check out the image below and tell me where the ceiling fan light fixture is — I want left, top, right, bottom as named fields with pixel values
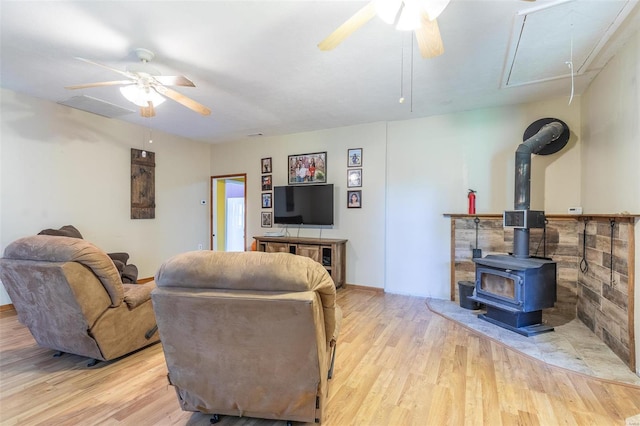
left=375, top=0, right=429, bottom=31
left=375, top=0, right=402, bottom=24
left=396, top=2, right=422, bottom=31
left=120, top=84, right=166, bottom=108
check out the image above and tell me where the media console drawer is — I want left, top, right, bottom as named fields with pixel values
left=254, top=236, right=347, bottom=288
left=265, top=242, right=289, bottom=253
left=296, top=244, right=321, bottom=263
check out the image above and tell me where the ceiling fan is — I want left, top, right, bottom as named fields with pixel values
left=318, top=0, right=449, bottom=58
left=65, top=48, right=211, bottom=117
left=318, top=0, right=536, bottom=59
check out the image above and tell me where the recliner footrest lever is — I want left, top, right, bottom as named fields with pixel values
left=145, top=324, right=158, bottom=339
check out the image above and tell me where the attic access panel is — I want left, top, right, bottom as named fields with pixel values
left=503, top=0, right=635, bottom=87
left=57, top=95, right=135, bottom=118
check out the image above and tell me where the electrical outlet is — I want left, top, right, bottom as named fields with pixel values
left=198, top=243, right=203, bottom=250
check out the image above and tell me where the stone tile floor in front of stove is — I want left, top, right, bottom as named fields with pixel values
left=426, top=298, right=640, bottom=386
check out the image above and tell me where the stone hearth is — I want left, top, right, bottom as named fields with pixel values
left=445, top=213, right=637, bottom=373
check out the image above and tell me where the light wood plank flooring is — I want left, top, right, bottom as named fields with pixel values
left=1, top=287, right=639, bottom=425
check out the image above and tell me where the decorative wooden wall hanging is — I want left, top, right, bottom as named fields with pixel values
left=131, top=148, right=156, bottom=219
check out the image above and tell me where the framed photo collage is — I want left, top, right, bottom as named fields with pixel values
left=260, top=157, right=272, bottom=227
left=347, top=148, right=362, bottom=208
left=261, top=148, right=361, bottom=228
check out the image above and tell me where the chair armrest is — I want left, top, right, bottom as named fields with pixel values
left=122, top=281, right=155, bottom=309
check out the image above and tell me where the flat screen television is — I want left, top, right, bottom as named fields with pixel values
left=273, top=184, right=334, bottom=226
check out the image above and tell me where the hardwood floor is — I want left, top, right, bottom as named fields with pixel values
left=1, top=287, right=639, bottom=425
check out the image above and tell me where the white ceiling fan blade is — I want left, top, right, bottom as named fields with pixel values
left=154, top=85, right=211, bottom=116
left=65, top=80, right=134, bottom=90
left=318, top=1, right=377, bottom=51
left=415, top=13, right=444, bottom=58
left=153, top=75, right=195, bottom=87
left=74, top=57, right=135, bottom=79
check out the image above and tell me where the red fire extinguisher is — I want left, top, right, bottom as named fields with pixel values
left=468, top=189, right=476, bottom=214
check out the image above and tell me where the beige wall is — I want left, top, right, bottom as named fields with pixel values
left=581, top=29, right=639, bottom=374
left=581, top=32, right=639, bottom=214
left=0, top=89, right=212, bottom=305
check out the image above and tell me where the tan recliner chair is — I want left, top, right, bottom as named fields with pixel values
left=152, top=251, right=342, bottom=424
left=0, top=235, right=159, bottom=366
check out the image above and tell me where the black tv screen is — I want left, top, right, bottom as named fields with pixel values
left=273, top=184, right=334, bottom=226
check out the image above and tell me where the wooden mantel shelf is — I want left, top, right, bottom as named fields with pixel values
left=444, top=213, right=640, bottom=221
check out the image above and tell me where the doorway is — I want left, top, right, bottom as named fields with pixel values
left=210, top=174, right=246, bottom=251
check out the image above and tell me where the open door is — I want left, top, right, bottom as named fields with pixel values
left=210, top=174, right=246, bottom=251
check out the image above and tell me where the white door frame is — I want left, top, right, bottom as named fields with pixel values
left=210, top=174, right=247, bottom=251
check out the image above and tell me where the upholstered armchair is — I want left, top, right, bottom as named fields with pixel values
left=152, top=251, right=342, bottom=424
left=0, top=235, right=159, bottom=366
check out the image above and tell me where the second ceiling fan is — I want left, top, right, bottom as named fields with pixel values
left=65, top=48, right=211, bottom=117
left=318, top=0, right=536, bottom=59
left=318, top=0, right=451, bottom=58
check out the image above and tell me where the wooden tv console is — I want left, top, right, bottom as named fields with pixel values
left=254, top=236, right=347, bottom=288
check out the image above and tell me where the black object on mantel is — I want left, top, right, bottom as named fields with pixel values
left=469, top=118, right=570, bottom=337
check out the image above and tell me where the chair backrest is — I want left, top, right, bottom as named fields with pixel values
left=0, top=235, right=122, bottom=359
left=152, top=251, right=337, bottom=423
left=2, top=235, right=124, bottom=306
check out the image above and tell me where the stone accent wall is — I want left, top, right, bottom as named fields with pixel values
left=577, top=219, right=633, bottom=366
left=450, top=215, right=635, bottom=369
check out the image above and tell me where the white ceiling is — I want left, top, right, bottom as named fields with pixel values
left=1, top=0, right=638, bottom=144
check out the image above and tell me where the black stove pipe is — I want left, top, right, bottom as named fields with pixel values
left=513, top=121, right=567, bottom=258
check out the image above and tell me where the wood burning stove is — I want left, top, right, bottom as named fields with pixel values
left=472, top=255, right=557, bottom=335
left=469, top=118, right=570, bottom=336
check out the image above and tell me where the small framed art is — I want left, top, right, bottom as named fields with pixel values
left=347, top=190, right=361, bottom=208
left=288, top=151, right=327, bottom=184
left=262, top=193, right=272, bottom=208
left=347, top=168, right=362, bottom=188
left=261, top=174, right=272, bottom=191
left=261, top=211, right=272, bottom=227
left=261, top=157, right=272, bottom=174
left=348, top=148, right=362, bottom=167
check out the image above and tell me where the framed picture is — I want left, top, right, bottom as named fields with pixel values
left=261, top=157, right=272, bottom=174
left=262, top=192, right=272, bottom=208
left=348, top=148, right=362, bottom=167
left=347, top=168, right=362, bottom=188
left=261, top=174, right=272, bottom=191
left=288, top=151, right=327, bottom=185
left=261, top=211, right=272, bottom=227
left=347, top=190, right=362, bottom=208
